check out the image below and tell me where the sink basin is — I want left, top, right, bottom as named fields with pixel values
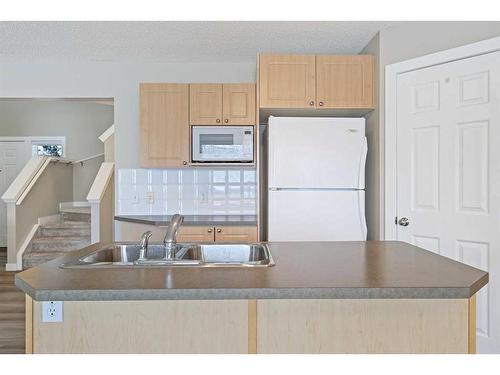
left=199, top=244, right=274, bottom=266
left=59, top=243, right=274, bottom=268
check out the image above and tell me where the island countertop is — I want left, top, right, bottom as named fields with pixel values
left=15, top=241, right=488, bottom=301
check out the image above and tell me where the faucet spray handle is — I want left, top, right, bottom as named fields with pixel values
left=138, top=230, right=153, bottom=261
left=140, top=230, right=153, bottom=248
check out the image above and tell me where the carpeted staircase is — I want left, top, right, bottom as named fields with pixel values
left=22, top=207, right=91, bottom=269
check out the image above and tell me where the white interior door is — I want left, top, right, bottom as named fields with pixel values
left=396, top=51, right=500, bottom=353
left=0, top=141, right=29, bottom=247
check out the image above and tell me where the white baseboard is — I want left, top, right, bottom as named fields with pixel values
left=5, top=262, right=19, bottom=271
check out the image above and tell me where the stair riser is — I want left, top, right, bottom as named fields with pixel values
left=61, top=212, right=91, bottom=222
left=31, top=241, right=90, bottom=252
left=39, top=228, right=90, bottom=237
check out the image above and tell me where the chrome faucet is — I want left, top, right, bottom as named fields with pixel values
left=138, top=230, right=153, bottom=261
left=163, top=214, right=184, bottom=259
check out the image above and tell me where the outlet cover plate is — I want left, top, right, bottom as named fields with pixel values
left=42, top=301, right=63, bottom=323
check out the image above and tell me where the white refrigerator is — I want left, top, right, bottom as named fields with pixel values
left=267, top=116, right=367, bottom=241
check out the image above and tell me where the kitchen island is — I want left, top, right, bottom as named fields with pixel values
left=16, top=241, right=488, bottom=354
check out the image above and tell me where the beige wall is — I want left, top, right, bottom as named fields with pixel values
left=8, top=162, right=73, bottom=264
left=0, top=100, right=114, bottom=200
left=72, top=156, right=104, bottom=201
left=363, top=21, right=500, bottom=240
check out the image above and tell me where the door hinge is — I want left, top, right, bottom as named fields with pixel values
left=394, top=216, right=398, bottom=225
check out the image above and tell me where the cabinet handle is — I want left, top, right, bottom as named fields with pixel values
left=319, top=101, right=324, bottom=106
left=207, top=228, right=213, bottom=233
left=182, top=161, right=188, bottom=165
left=224, top=119, right=229, bottom=124
left=216, top=119, right=221, bottom=123
left=216, top=228, right=222, bottom=233
left=309, top=101, right=314, bottom=106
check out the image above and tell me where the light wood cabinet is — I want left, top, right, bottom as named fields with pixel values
left=190, top=83, right=255, bottom=125
left=118, top=221, right=258, bottom=243
left=258, top=54, right=375, bottom=110
left=189, top=84, right=223, bottom=125
left=215, top=226, right=258, bottom=243
left=316, top=55, right=374, bottom=109
left=222, top=84, right=256, bottom=125
left=259, top=54, right=316, bottom=108
left=177, top=225, right=215, bottom=243
left=140, top=83, right=189, bottom=168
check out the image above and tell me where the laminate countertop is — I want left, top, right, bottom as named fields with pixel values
left=114, top=215, right=257, bottom=226
left=15, top=241, right=488, bottom=301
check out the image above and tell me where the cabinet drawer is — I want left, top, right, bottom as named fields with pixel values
left=214, top=226, right=258, bottom=243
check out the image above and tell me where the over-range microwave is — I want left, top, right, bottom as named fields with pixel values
left=191, top=126, right=254, bottom=163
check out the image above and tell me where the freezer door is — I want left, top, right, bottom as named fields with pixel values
left=268, top=117, right=367, bottom=189
left=268, top=189, right=367, bottom=241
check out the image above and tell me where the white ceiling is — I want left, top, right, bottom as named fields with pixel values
left=0, top=21, right=398, bottom=63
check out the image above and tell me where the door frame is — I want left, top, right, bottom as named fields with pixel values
left=384, top=35, right=500, bottom=240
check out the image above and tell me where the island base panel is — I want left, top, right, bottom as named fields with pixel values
left=28, top=297, right=476, bottom=354
left=32, top=299, right=249, bottom=354
left=257, top=298, right=471, bottom=354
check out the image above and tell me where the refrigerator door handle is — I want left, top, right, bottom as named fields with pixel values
left=358, top=137, right=368, bottom=189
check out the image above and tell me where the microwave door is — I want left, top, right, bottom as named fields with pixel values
left=199, top=133, right=238, bottom=161
left=192, top=126, right=253, bottom=162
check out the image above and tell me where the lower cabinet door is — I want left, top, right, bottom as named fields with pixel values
left=177, top=226, right=215, bottom=243
left=214, top=226, right=258, bottom=243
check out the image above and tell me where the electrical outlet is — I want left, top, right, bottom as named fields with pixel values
left=200, top=192, right=208, bottom=204
left=145, top=191, right=154, bottom=204
left=132, top=193, right=139, bottom=204
left=42, top=301, right=63, bottom=323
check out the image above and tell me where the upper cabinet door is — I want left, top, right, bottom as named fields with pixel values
left=259, top=54, right=316, bottom=108
left=222, top=83, right=256, bottom=125
left=316, top=55, right=375, bottom=109
left=190, top=84, right=223, bottom=125
left=140, top=83, right=189, bottom=168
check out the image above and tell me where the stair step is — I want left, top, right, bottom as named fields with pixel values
left=39, top=226, right=90, bottom=237
left=59, top=206, right=91, bottom=214
left=22, top=251, right=70, bottom=269
left=61, top=211, right=91, bottom=222
left=42, top=221, right=90, bottom=228
left=31, top=237, right=91, bottom=252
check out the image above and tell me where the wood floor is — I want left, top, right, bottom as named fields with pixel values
left=0, top=247, right=25, bottom=354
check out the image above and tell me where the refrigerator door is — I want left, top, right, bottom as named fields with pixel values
left=268, top=116, right=367, bottom=189
left=268, top=189, right=367, bottom=241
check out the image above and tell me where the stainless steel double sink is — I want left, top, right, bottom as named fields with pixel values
left=60, top=242, right=275, bottom=268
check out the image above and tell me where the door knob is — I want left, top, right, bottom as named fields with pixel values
left=224, top=119, right=229, bottom=123
left=398, top=217, right=410, bottom=227
left=309, top=101, right=314, bottom=106
left=216, top=228, right=222, bottom=233
left=318, top=101, right=324, bottom=106
left=216, top=119, right=221, bottom=123
left=207, top=228, right=213, bottom=233
left=182, top=161, right=188, bottom=165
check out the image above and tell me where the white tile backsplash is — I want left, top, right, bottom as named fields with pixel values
left=117, top=167, right=257, bottom=215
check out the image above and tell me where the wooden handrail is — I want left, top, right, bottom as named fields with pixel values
left=1, top=156, right=49, bottom=204
left=87, top=162, right=114, bottom=203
